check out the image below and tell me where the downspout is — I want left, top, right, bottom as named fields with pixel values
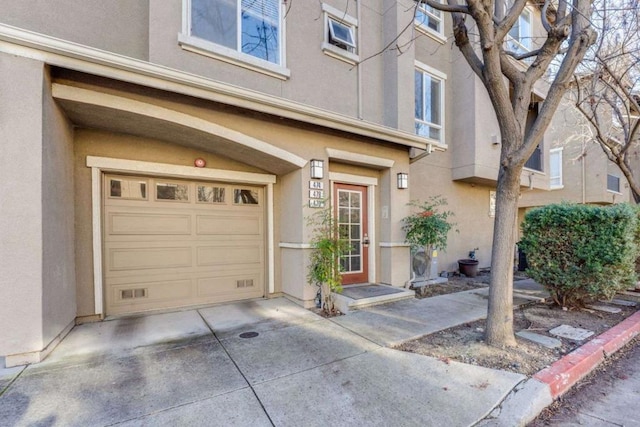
left=356, top=0, right=363, bottom=120
left=581, top=136, right=586, bottom=204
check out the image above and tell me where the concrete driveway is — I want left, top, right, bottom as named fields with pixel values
left=0, top=298, right=525, bottom=426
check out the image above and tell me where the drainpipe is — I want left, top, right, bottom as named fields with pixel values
left=581, top=136, right=586, bottom=204
left=356, top=0, right=363, bottom=120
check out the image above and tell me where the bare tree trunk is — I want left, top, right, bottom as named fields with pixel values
left=486, top=163, right=521, bottom=347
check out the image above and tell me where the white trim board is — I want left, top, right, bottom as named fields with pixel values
left=87, top=156, right=277, bottom=315
left=325, top=148, right=394, bottom=169
left=56, top=84, right=307, bottom=173
left=328, top=172, right=378, bottom=186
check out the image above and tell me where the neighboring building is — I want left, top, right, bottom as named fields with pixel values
left=0, top=1, right=627, bottom=367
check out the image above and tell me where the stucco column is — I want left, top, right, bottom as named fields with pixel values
left=0, top=53, right=45, bottom=363
left=0, top=54, right=76, bottom=366
left=378, top=167, right=412, bottom=286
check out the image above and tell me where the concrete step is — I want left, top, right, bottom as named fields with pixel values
left=333, top=284, right=415, bottom=314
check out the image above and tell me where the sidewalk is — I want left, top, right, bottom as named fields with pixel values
left=0, top=295, right=525, bottom=427
left=1, top=280, right=634, bottom=427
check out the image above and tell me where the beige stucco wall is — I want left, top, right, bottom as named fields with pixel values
left=0, top=0, right=149, bottom=60
left=42, top=69, right=77, bottom=346
left=148, top=0, right=388, bottom=124
left=411, top=150, right=495, bottom=272
left=0, top=54, right=45, bottom=358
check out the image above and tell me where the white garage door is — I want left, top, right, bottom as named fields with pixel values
left=103, top=174, right=265, bottom=315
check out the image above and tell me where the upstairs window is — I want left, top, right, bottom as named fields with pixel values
left=525, top=145, right=542, bottom=171
left=415, top=2, right=443, bottom=36
left=188, top=0, right=282, bottom=65
left=506, top=8, right=531, bottom=54
left=415, top=64, right=446, bottom=143
left=321, top=3, right=359, bottom=63
left=549, top=148, right=563, bottom=188
left=328, top=18, right=356, bottom=53
left=607, top=174, right=621, bottom=193
left=524, top=101, right=543, bottom=171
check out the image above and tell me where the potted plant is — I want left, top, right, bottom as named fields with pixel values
left=402, top=196, right=456, bottom=279
left=307, top=206, right=350, bottom=315
left=458, top=248, right=480, bottom=277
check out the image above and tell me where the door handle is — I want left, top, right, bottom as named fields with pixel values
left=363, top=234, right=370, bottom=247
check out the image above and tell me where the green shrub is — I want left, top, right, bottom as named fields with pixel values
left=519, top=203, right=638, bottom=307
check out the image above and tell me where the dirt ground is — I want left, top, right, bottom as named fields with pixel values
left=397, top=276, right=640, bottom=376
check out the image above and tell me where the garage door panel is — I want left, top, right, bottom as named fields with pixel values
left=104, top=174, right=266, bottom=316
left=196, top=214, right=261, bottom=235
left=108, top=247, right=192, bottom=271
left=196, top=245, right=262, bottom=266
left=110, top=279, right=193, bottom=307
left=108, top=212, right=191, bottom=235
left=196, top=273, right=263, bottom=297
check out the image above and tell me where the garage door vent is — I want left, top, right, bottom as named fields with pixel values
left=236, top=279, right=254, bottom=288
left=120, top=288, right=148, bottom=299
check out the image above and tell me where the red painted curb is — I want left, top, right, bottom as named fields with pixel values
left=600, top=310, right=640, bottom=356
left=533, top=309, right=640, bottom=399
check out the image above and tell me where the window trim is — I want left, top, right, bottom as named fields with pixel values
left=414, top=61, right=447, bottom=145
left=506, top=7, right=532, bottom=54
left=414, top=0, right=446, bottom=43
left=549, top=147, right=563, bottom=189
left=321, top=3, right=359, bottom=64
left=179, top=0, right=290, bottom=80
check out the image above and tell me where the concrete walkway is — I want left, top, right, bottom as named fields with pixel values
left=0, top=296, right=528, bottom=426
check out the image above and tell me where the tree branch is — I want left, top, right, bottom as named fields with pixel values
left=420, top=0, right=470, bottom=14
left=495, top=0, right=527, bottom=41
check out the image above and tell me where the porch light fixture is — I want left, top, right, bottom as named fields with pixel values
left=397, top=173, right=409, bottom=189
left=310, top=159, right=324, bottom=179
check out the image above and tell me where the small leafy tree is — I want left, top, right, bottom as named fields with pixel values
left=520, top=203, right=638, bottom=307
left=402, top=196, right=457, bottom=251
left=307, top=206, right=350, bottom=314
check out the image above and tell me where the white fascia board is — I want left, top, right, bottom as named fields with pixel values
left=0, top=23, right=436, bottom=151
left=325, top=148, right=395, bottom=169
left=86, top=156, right=277, bottom=184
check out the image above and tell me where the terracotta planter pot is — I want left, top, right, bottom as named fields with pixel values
left=458, top=259, right=479, bottom=277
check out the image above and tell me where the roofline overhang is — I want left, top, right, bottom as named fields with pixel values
left=0, top=23, right=443, bottom=152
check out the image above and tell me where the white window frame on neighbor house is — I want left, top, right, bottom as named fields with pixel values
left=179, top=0, right=290, bottom=79
left=549, top=147, right=563, bottom=189
left=506, top=7, right=532, bottom=55
left=414, top=0, right=445, bottom=43
left=415, top=61, right=446, bottom=145
left=86, top=156, right=276, bottom=316
left=321, top=3, right=359, bottom=64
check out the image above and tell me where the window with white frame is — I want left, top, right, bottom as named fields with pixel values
left=186, top=0, right=282, bottom=65
left=321, top=3, right=358, bottom=62
left=415, top=65, right=445, bottom=143
left=549, top=148, right=563, bottom=189
left=328, top=18, right=356, bottom=52
left=506, top=8, right=531, bottom=54
left=415, top=1, right=443, bottom=36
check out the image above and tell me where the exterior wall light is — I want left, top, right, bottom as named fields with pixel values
left=397, top=172, right=408, bottom=189
left=310, top=159, right=324, bottom=179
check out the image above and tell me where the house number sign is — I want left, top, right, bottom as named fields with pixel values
left=309, top=190, right=324, bottom=199
left=309, top=199, right=325, bottom=208
left=309, top=181, right=324, bottom=190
